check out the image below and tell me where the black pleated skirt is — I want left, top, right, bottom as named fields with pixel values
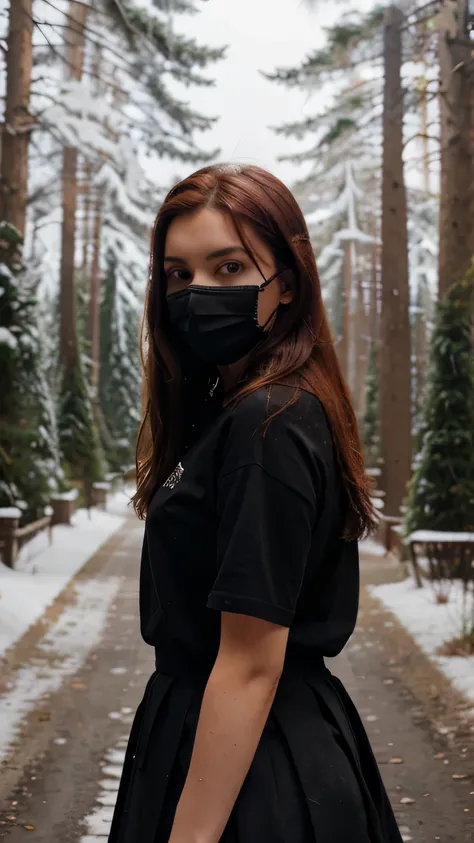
left=107, top=657, right=403, bottom=843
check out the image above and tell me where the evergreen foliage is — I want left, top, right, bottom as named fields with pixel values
left=405, top=268, right=474, bottom=534
left=58, top=350, right=105, bottom=506
left=99, top=245, right=142, bottom=472
left=0, top=223, right=63, bottom=521
left=362, top=343, right=380, bottom=469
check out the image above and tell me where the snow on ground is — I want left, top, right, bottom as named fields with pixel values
left=359, top=537, right=387, bottom=558
left=79, top=736, right=129, bottom=841
left=0, top=576, right=122, bottom=761
left=0, top=489, right=133, bottom=656
left=370, top=576, right=474, bottom=704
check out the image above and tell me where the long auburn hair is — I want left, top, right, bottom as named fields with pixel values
left=133, top=163, right=376, bottom=540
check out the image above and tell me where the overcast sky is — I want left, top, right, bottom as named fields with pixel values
left=154, top=0, right=346, bottom=190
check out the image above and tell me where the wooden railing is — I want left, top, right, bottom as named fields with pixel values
left=0, top=476, right=122, bottom=568
left=408, top=531, right=474, bottom=589
left=15, top=514, right=53, bottom=554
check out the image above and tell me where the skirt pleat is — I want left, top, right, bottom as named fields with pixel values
left=107, top=663, right=403, bottom=843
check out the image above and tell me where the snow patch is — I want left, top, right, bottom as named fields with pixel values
left=410, top=530, right=474, bottom=543
left=80, top=738, right=127, bottom=841
left=0, top=490, right=132, bottom=655
left=370, top=577, right=474, bottom=703
left=0, top=508, right=22, bottom=519
left=0, top=577, right=122, bottom=761
left=359, top=538, right=386, bottom=558
left=53, top=488, right=79, bottom=501
left=0, top=327, right=18, bottom=349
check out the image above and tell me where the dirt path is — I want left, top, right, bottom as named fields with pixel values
left=0, top=529, right=472, bottom=842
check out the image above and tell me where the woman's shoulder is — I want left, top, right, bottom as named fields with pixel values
left=225, top=384, right=330, bottom=441
left=219, top=384, right=332, bottom=488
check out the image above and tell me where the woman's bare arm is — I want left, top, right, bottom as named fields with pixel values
left=168, top=612, right=289, bottom=843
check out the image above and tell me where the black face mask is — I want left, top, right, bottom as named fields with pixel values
left=166, top=270, right=284, bottom=366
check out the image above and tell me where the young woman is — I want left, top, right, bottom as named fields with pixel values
left=108, top=163, right=403, bottom=843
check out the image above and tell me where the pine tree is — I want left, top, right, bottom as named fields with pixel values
left=362, top=343, right=380, bottom=470
left=405, top=267, right=474, bottom=534
left=0, top=223, right=64, bottom=521
left=58, top=350, right=105, bottom=507
left=99, top=245, right=142, bottom=471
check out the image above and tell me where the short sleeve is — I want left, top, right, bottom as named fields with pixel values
left=206, top=390, right=324, bottom=627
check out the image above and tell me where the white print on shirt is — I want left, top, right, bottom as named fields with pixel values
left=163, top=462, right=184, bottom=490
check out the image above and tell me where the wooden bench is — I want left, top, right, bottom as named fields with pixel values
left=408, top=530, right=474, bottom=589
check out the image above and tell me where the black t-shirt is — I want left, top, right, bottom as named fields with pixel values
left=140, top=385, right=359, bottom=676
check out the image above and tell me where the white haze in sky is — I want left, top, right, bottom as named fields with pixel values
left=152, top=0, right=356, bottom=189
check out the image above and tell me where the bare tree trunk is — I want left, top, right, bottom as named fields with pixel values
left=438, top=0, right=472, bottom=296
left=354, top=270, right=369, bottom=419
left=60, top=146, right=80, bottom=368
left=88, top=192, right=102, bottom=391
left=59, top=1, right=87, bottom=368
left=414, top=286, right=427, bottom=415
left=0, top=0, right=33, bottom=234
left=369, top=245, right=379, bottom=342
left=419, top=74, right=430, bottom=194
left=81, top=159, right=92, bottom=274
left=338, top=243, right=352, bottom=384
left=379, top=5, right=412, bottom=517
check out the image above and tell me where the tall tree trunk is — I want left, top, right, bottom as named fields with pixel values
left=88, top=192, right=102, bottom=392
left=81, top=159, right=92, bottom=275
left=356, top=268, right=370, bottom=418
left=0, top=0, right=33, bottom=234
left=438, top=0, right=472, bottom=296
left=379, top=5, right=412, bottom=517
left=369, top=244, right=379, bottom=343
left=419, top=73, right=430, bottom=194
left=59, top=1, right=87, bottom=368
left=87, top=53, right=119, bottom=396
left=414, top=283, right=427, bottom=421
left=60, top=146, right=80, bottom=368
left=338, top=243, right=352, bottom=385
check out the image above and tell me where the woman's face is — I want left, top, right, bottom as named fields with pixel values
left=164, top=207, right=293, bottom=328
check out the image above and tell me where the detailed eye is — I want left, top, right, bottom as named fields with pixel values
left=168, top=268, right=192, bottom=282
left=220, top=261, right=242, bottom=275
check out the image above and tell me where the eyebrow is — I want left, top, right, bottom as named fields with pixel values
left=164, top=246, right=249, bottom=264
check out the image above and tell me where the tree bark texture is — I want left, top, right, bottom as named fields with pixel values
left=59, top=1, right=87, bottom=368
left=437, top=0, right=472, bottom=296
left=338, top=243, right=352, bottom=387
left=379, top=5, right=412, bottom=517
left=0, top=0, right=33, bottom=235
left=88, top=192, right=102, bottom=391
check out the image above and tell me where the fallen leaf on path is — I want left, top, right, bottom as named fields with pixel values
left=71, top=682, right=87, bottom=690
left=38, top=712, right=51, bottom=722
left=24, top=825, right=35, bottom=831
left=400, top=797, right=416, bottom=805
left=452, top=773, right=469, bottom=780
left=389, top=757, right=404, bottom=764
left=433, top=752, right=445, bottom=759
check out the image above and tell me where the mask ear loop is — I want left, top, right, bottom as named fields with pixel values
left=256, top=268, right=288, bottom=329
left=258, top=268, right=286, bottom=291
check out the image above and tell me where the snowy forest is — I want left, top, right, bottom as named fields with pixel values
left=1, top=0, right=474, bottom=553
left=0, top=0, right=225, bottom=523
